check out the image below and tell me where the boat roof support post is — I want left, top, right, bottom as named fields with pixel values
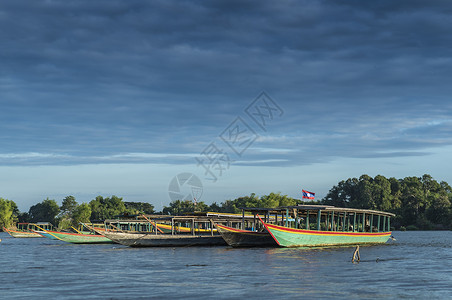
left=377, top=215, right=381, bottom=232
left=353, top=212, right=357, bottom=232
left=325, top=212, right=329, bottom=231
left=285, top=208, right=289, bottom=228
left=171, top=218, right=174, bottom=235
left=336, top=213, right=340, bottom=231
left=306, top=210, right=310, bottom=230
left=155, top=220, right=158, bottom=235
left=362, top=213, right=366, bottom=232
left=253, top=214, right=256, bottom=231
left=242, top=209, right=245, bottom=230
left=370, top=214, right=373, bottom=233
left=342, top=213, right=346, bottom=232
left=331, top=211, right=334, bottom=231
left=192, top=218, right=195, bottom=236
left=388, top=216, right=391, bottom=231
left=210, top=220, right=214, bottom=236
left=347, top=213, right=351, bottom=232
left=317, top=209, right=321, bottom=231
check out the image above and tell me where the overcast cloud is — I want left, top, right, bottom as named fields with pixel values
left=1, top=1, right=452, bottom=209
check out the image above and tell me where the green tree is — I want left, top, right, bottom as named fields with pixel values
left=373, top=175, right=392, bottom=211
left=89, top=195, right=127, bottom=220
left=209, top=202, right=222, bottom=212
left=72, top=203, right=92, bottom=226
left=0, top=198, right=17, bottom=229
left=356, top=174, right=375, bottom=209
left=205, top=193, right=301, bottom=214
left=163, top=200, right=196, bottom=215
left=231, top=193, right=260, bottom=211
left=124, top=202, right=155, bottom=214
left=58, top=196, right=79, bottom=229
left=217, top=199, right=239, bottom=213
left=322, top=174, right=452, bottom=229
left=400, top=176, right=426, bottom=226
left=323, top=178, right=359, bottom=207
left=60, top=196, right=78, bottom=217
left=260, top=192, right=300, bottom=207
left=388, top=177, right=402, bottom=210
left=28, top=198, right=60, bottom=224
left=17, top=212, right=31, bottom=223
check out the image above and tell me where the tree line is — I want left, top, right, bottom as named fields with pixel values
left=321, top=174, right=452, bottom=230
left=0, top=195, right=155, bottom=230
left=1, top=174, right=451, bottom=230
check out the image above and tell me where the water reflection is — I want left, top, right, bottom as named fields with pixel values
left=1, top=231, right=451, bottom=299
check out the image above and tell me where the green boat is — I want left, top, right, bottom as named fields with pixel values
left=3, top=222, right=54, bottom=238
left=259, top=205, right=395, bottom=247
left=40, top=229, right=114, bottom=244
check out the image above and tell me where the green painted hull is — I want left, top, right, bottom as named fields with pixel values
left=264, top=223, right=392, bottom=247
left=45, top=230, right=114, bottom=244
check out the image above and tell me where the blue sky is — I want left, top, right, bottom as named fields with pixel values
left=1, top=1, right=452, bottom=212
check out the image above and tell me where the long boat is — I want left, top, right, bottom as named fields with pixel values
left=38, top=229, right=114, bottom=244
left=99, top=214, right=245, bottom=247
left=105, top=216, right=218, bottom=235
left=156, top=223, right=216, bottom=234
left=100, top=231, right=225, bottom=247
left=3, top=222, right=54, bottom=238
left=216, top=224, right=276, bottom=247
left=3, top=227, right=41, bottom=238
left=258, top=205, right=395, bottom=247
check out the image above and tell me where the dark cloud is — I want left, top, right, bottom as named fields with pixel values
left=1, top=0, right=452, bottom=166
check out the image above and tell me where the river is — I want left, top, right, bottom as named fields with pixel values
left=0, top=231, right=451, bottom=299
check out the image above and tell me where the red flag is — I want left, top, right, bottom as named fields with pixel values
left=302, top=189, right=315, bottom=199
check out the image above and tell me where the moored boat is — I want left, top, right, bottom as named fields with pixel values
left=100, top=231, right=226, bottom=247
left=259, top=205, right=395, bottom=247
left=216, top=224, right=276, bottom=247
left=3, top=227, right=42, bottom=238
left=3, top=222, right=54, bottom=238
left=38, top=229, right=114, bottom=244
left=99, top=214, right=244, bottom=247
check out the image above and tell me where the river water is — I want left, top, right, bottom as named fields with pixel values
left=1, top=231, right=451, bottom=299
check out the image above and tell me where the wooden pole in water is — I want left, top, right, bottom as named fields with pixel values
left=352, top=245, right=360, bottom=263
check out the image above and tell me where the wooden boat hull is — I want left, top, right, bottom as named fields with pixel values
left=156, top=223, right=217, bottom=234
left=3, top=227, right=42, bottom=238
left=216, top=224, right=276, bottom=247
left=101, top=231, right=226, bottom=247
left=263, top=222, right=392, bottom=247
left=43, top=230, right=114, bottom=244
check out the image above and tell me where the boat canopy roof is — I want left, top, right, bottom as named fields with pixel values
left=241, top=205, right=395, bottom=217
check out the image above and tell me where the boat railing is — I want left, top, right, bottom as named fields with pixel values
left=239, top=206, right=395, bottom=233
